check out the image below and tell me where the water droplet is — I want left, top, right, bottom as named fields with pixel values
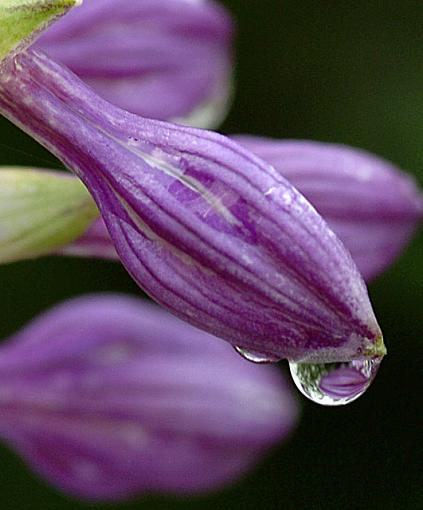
left=288, top=357, right=383, bottom=406
left=234, top=346, right=281, bottom=364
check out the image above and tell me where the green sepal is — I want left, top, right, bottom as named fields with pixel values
left=0, top=0, right=81, bottom=62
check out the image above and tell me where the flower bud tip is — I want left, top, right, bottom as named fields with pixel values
left=363, top=335, right=387, bottom=358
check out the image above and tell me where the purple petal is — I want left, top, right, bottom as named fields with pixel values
left=0, top=294, right=298, bottom=500
left=0, top=49, right=385, bottom=363
left=35, top=0, right=234, bottom=127
left=234, top=137, right=423, bottom=281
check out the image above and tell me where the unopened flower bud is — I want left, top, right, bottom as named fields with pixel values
left=0, top=294, right=298, bottom=501
left=0, top=49, right=385, bottom=364
left=35, top=0, right=234, bottom=127
left=234, top=137, right=423, bottom=280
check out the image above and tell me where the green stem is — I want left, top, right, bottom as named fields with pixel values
left=0, top=0, right=81, bottom=62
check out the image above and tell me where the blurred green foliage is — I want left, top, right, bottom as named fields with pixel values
left=0, top=1, right=421, bottom=509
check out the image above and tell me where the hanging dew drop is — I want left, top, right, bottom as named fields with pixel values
left=234, top=346, right=281, bottom=364
left=288, top=357, right=383, bottom=406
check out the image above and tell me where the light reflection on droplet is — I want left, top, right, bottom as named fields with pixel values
left=288, top=357, right=383, bottom=406
left=234, top=346, right=281, bottom=364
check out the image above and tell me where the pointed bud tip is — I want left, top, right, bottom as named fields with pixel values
left=0, top=0, right=82, bottom=62
left=363, top=335, right=387, bottom=358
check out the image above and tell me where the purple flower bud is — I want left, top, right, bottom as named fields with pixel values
left=35, top=0, right=234, bottom=127
left=234, top=137, right=423, bottom=281
left=0, top=49, right=385, bottom=364
left=0, top=295, right=298, bottom=501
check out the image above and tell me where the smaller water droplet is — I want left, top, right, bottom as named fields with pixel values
left=288, top=357, right=383, bottom=406
left=234, top=346, right=281, bottom=364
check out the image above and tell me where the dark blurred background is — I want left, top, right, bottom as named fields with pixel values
left=0, top=1, right=422, bottom=509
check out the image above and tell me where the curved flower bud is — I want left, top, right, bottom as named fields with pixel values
left=234, top=137, right=423, bottom=281
left=0, top=49, right=385, bottom=364
left=0, top=0, right=81, bottom=62
left=0, top=167, right=98, bottom=263
left=35, top=0, right=234, bottom=127
left=0, top=294, right=298, bottom=500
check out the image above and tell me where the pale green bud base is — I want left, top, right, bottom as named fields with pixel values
left=0, top=168, right=98, bottom=263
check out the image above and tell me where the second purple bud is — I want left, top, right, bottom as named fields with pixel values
left=0, top=295, right=298, bottom=501
left=35, top=0, right=234, bottom=127
left=234, top=137, right=423, bottom=281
